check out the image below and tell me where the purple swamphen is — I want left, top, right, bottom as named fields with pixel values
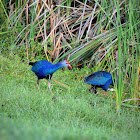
left=84, top=71, right=113, bottom=98
left=29, top=60, right=72, bottom=98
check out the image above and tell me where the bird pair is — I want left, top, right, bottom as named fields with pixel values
left=29, top=60, right=113, bottom=98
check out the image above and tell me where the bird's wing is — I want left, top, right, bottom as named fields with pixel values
left=31, top=60, right=52, bottom=73
left=84, top=72, right=111, bottom=85
left=85, top=77, right=110, bottom=85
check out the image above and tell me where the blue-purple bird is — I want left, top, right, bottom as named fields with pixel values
left=29, top=60, right=72, bottom=98
left=84, top=71, right=113, bottom=97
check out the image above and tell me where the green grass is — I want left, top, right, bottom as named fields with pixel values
left=0, top=55, right=139, bottom=140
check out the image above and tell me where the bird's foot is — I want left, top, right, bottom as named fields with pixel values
left=89, top=89, right=93, bottom=93
left=52, top=96, right=56, bottom=101
left=90, top=102, right=95, bottom=107
left=89, top=89, right=97, bottom=94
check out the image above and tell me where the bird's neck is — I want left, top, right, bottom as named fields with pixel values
left=53, top=62, right=65, bottom=72
left=102, top=78, right=113, bottom=91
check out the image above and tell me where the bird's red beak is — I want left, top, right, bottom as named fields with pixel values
left=66, top=61, right=72, bottom=69
left=68, top=64, right=72, bottom=69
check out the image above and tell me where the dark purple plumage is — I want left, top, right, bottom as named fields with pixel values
left=84, top=71, right=113, bottom=97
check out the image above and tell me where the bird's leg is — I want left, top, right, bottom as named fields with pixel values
left=90, top=85, right=93, bottom=93
left=90, top=86, right=97, bottom=94
left=48, top=79, right=56, bottom=100
left=48, top=81, right=52, bottom=94
left=105, top=92, right=108, bottom=98
left=37, top=79, right=39, bottom=91
left=93, top=86, right=97, bottom=94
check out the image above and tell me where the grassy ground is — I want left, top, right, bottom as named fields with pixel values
left=0, top=55, right=139, bottom=140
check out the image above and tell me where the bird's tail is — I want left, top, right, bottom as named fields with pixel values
left=29, top=62, right=36, bottom=66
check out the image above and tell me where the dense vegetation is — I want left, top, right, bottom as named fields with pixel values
left=0, top=0, right=139, bottom=140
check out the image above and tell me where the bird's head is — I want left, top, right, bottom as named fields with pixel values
left=62, top=60, right=72, bottom=69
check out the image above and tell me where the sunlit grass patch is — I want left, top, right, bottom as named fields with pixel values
left=0, top=55, right=140, bottom=140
